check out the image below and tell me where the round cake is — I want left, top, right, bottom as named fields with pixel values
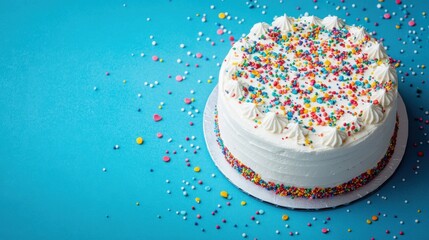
left=215, top=14, right=399, bottom=199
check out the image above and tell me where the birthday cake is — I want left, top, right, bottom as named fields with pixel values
left=215, top=14, right=399, bottom=199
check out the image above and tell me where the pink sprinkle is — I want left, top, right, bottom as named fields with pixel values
left=152, top=55, right=159, bottom=61
left=322, top=228, right=329, bottom=234
left=189, top=121, right=194, bottom=126
left=153, top=114, right=162, bottom=122
left=105, top=72, right=110, bottom=76
left=163, top=156, right=170, bottom=162
left=176, top=75, right=183, bottom=82
left=216, top=29, right=224, bottom=35
left=196, top=53, right=203, bottom=58
left=383, top=13, right=391, bottom=19
left=184, top=98, right=192, bottom=104
left=408, top=20, right=416, bottom=27
left=157, top=132, right=163, bottom=138
left=396, top=0, right=401, bottom=4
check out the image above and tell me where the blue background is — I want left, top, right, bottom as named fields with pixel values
left=0, top=0, right=428, bottom=239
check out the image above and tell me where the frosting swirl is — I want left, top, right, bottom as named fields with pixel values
left=322, top=16, right=345, bottom=30
left=272, top=14, right=294, bottom=33
left=348, top=26, right=367, bottom=42
left=225, top=79, right=246, bottom=99
left=301, top=15, right=322, bottom=26
left=365, top=41, right=388, bottom=60
left=374, top=63, right=397, bottom=83
left=284, top=122, right=308, bottom=144
left=361, top=104, right=384, bottom=124
left=242, top=103, right=263, bottom=119
left=373, top=89, right=395, bottom=108
left=321, top=128, right=347, bottom=147
left=261, top=112, right=288, bottom=133
left=248, top=22, right=270, bottom=40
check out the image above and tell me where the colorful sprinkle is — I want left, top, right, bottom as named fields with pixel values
left=153, top=114, right=162, bottom=122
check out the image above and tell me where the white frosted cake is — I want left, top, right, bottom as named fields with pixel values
left=215, top=14, right=399, bottom=198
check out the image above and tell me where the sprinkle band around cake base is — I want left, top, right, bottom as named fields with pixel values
left=203, top=85, right=408, bottom=209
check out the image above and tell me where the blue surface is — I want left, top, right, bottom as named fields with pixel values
left=0, top=0, right=428, bottom=239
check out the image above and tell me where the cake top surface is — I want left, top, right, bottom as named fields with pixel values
left=221, top=14, right=398, bottom=147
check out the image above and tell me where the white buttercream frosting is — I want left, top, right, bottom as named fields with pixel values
left=365, top=41, right=388, bottom=59
left=374, top=63, right=397, bottom=83
left=284, top=122, right=308, bottom=144
left=321, top=128, right=347, bottom=147
left=261, top=112, right=288, bottom=133
left=348, top=26, right=368, bottom=42
left=272, top=14, right=294, bottom=33
left=248, top=22, right=270, bottom=40
left=339, top=114, right=364, bottom=134
left=242, top=103, right=263, bottom=119
left=322, top=15, right=345, bottom=30
left=301, top=15, right=322, bottom=26
left=224, top=79, right=246, bottom=99
left=361, top=104, right=384, bottom=124
left=373, top=89, right=394, bottom=108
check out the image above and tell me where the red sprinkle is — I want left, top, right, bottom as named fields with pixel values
left=184, top=98, right=192, bottom=104
left=175, top=75, right=183, bottom=82
left=408, top=20, right=416, bottom=27
left=383, top=13, right=391, bottom=19
left=153, top=114, right=162, bottom=122
left=152, top=55, right=159, bottom=61
left=163, top=156, right=170, bottom=162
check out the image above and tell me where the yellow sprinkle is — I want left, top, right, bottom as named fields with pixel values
left=194, top=166, right=201, bottom=172
left=364, top=17, right=369, bottom=22
left=325, top=60, right=331, bottom=67
left=417, top=209, right=422, bottom=213
left=191, top=98, right=195, bottom=102
left=136, top=137, right=144, bottom=145
left=218, top=12, right=226, bottom=19
left=282, top=214, right=289, bottom=221
left=421, top=65, right=425, bottom=69
left=160, top=59, right=164, bottom=62
left=123, top=80, right=127, bottom=84
left=220, top=191, right=228, bottom=198
left=195, top=197, right=201, bottom=203
left=136, top=201, right=140, bottom=206
left=207, top=79, right=212, bottom=83
left=366, top=219, right=372, bottom=224
left=348, top=228, right=352, bottom=232
left=240, top=201, right=247, bottom=206
left=158, top=105, right=162, bottom=109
